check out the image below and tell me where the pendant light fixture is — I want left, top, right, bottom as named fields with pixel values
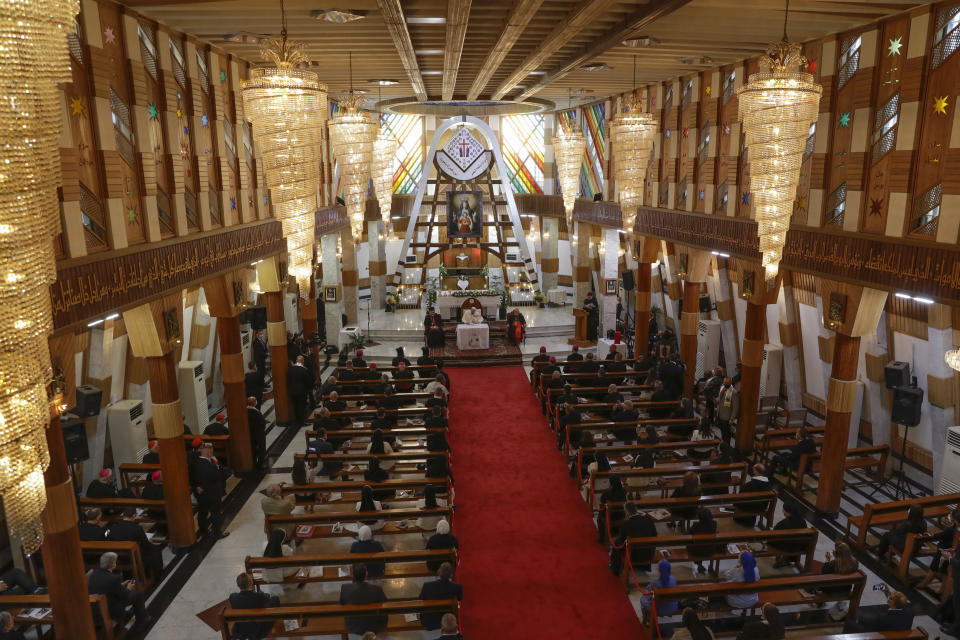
left=610, top=56, right=658, bottom=216
left=553, top=90, right=585, bottom=227
left=372, top=84, right=398, bottom=238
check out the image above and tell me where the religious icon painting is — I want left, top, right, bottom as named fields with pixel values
left=324, top=285, right=340, bottom=303
left=447, top=190, right=484, bottom=238
left=828, top=292, right=847, bottom=324
left=604, top=278, right=619, bottom=295
left=741, top=270, right=755, bottom=298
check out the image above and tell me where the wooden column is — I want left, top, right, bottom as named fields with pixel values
left=122, top=300, right=196, bottom=547
left=204, top=273, right=253, bottom=471
left=815, top=284, right=887, bottom=514
left=634, top=237, right=660, bottom=355
left=573, top=221, right=592, bottom=306
left=41, top=412, right=97, bottom=640
left=736, top=300, right=767, bottom=452
left=256, top=258, right=291, bottom=425
left=300, top=278, right=321, bottom=378
left=679, top=249, right=711, bottom=397
left=340, top=227, right=359, bottom=325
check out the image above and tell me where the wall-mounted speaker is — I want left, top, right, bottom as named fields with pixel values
left=885, top=361, right=911, bottom=390
left=892, top=385, right=923, bottom=427
left=61, top=417, right=89, bottom=464
left=621, top=270, right=635, bottom=291
left=246, top=305, right=267, bottom=331
left=699, top=295, right=712, bottom=313
left=75, top=385, right=103, bottom=418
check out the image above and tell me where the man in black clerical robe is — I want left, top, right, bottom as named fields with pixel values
left=424, top=310, right=445, bottom=348
left=583, top=292, right=599, bottom=341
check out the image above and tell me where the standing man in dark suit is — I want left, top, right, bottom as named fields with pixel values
left=418, top=562, right=463, bottom=630
left=106, top=507, right=163, bottom=577
left=229, top=573, right=278, bottom=640
left=610, top=502, right=658, bottom=573
left=88, top=552, right=149, bottom=632
left=287, top=355, right=314, bottom=427
left=193, top=442, right=229, bottom=539
left=246, top=397, right=267, bottom=469
left=245, top=362, right=264, bottom=408
left=252, top=330, right=268, bottom=385
left=339, top=564, right=387, bottom=636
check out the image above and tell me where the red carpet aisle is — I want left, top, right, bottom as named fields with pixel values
left=447, top=366, right=647, bottom=639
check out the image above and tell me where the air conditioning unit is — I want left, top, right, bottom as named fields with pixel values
left=107, top=400, right=148, bottom=465
left=240, top=328, right=253, bottom=374
left=505, top=252, right=518, bottom=263
left=758, top=344, right=783, bottom=408
left=178, top=360, right=207, bottom=434
left=939, top=427, right=960, bottom=494
left=694, top=319, right=721, bottom=379
left=404, top=254, right=417, bottom=264
left=283, top=291, right=301, bottom=335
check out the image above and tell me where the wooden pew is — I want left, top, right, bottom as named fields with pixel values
left=589, top=463, right=747, bottom=508
left=78, top=497, right=167, bottom=529
left=245, top=549, right=457, bottom=586
left=320, top=392, right=432, bottom=402
left=532, top=358, right=640, bottom=369
left=303, top=428, right=445, bottom=452
left=118, top=463, right=160, bottom=491
left=330, top=377, right=437, bottom=389
left=754, top=426, right=825, bottom=463
left=576, top=439, right=721, bottom=481
left=24, top=540, right=151, bottom=593
left=786, top=631, right=926, bottom=640
left=621, top=528, right=819, bottom=589
left=563, top=418, right=699, bottom=453
left=604, top=491, right=779, bottom=535
left=295, top=450, right=448, bottom=472
left=790, top=445, right=889, bottom=493
left=180, top=433, right=231, bottom=467
left=335, top=364, right=437, bottom=375
left=219, top=598, right=459, bottom=640
left=275, top=478, right=452, bottom=507
left=326, top=407, right=432, bottom=421
left=646, top=572, right=867, bottom=634
left=0, top=593, right=115, bottom=640
left=265, top=506, right=453, bottom=538
left=846, top=493, right=960, bottom=547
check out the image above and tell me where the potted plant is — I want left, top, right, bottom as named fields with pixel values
left=349, top=333, right=367, bottom=352
left=650, top=304, right=663, bottom=331
left=534, top=289, right=545, bottom=308
left=498, top=285, right=508, bottom=320
left=385, top=292, right=398, bottom=312
left=425, top=275, right=439, bottom=311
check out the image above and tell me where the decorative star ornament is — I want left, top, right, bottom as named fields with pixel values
left=220, top=70, right=227, bottom=82
left=70, top=96, right=85, bottom=117
left=869, top=198, right=883, bottom=216
left=230, top=197, right=236, bottom=210
left=201, top=113, right=209, bottom=127
left=176, top=107, right=183, bottom=119
left=103, top=27, right=116, bottom=44
left=148, top=104, right=159, bottom=120
left=838, top=112, right=851, bottom=128
left=742, top=193, right=750, bottom=205
left=682, top=127, right=689, bottom=138
left=126, top=206, right=138, bottom=224
left=934, top=95, right=949, bottom=116
left=807, top=59, right=817, bottom=73
left=722, top=124, right=731, bottom=135
left=888, top=36, right=903, bottom=56
left=705, top=86, right=711, bottom=96
left=797, top=196, right=808, bottom=210
left=180, top=143, right=190, bottom=159
left=698, top=190, right=705, bottom=200
left=665, top=130, right=671, bottom=139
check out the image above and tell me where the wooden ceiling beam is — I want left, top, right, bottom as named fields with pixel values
left=467, top=0, right=544, bottom=100
left=442, top=0, right=473, bottom=100
left=516, top=0, right=692, bottom=101
left=490, top=0, right=618, bottom=101
left=377, top=0, right=429, bottom=101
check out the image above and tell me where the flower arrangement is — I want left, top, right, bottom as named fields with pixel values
left=438, top=265, right=448, bottom=277
left=450, top=289, right=497, bottom=297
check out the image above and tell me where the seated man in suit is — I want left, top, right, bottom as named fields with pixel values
left=88, top=552, right=149, bottom=633
left=141, top=439, right=160, bottom=464
left=352, top=349, right=367, bottom=368
left=323, top=391, right=350, bottom=426
left=79, top=507, right=107, bottom=541
left=204, top=413, right=229, bottom=435
left=321, top=373, right=342, bottom=397
left=580, top=352, right=600, bottom=373
left=610, top=400, right=640, bottom=444
left=610, top=502, right=657, bottom=573
left=377, top=386, right=400, bottom=411
left=425, top=405, right=448, bottom=429
left=602, top=384, right=624, bottom=405
left=565, top=345, right=584, bottom=371
left=229, top=572, right=279, bottom=640
left=86, top=468, right=118, bottom=499
left=141, top=470, right=164, bottom=500
left=339, top=563, right=387, bottom=637
left=555, top=384, right=578, bottom=409
left=843, top=587, right=913, bottom=633
left=771, top=426, right=817, bottom=475
left=434, top=613, right=467, bottom=640
left=734, top=463, right=772, bottom=527
left=106, top=507, right=163, bottom=578
left=418, top=562, right=463, bottom=630
left=394, top=361, right=416, bottom=393
left=372, top=373, right=392, bottom=396
left=371, top=407, right=396, bottom=430
left=0, top=611, right=25, bottom=640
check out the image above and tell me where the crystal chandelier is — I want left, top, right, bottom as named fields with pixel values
left=330, top=53, right=376, bottom=242
left=0, top=0, right=80, bottom=553
left=553, top=116, right=584, bottom=227
left=737, top=3, right=821, bottom=285
left=610, top=61, right=657, bottom=215
left=241, top=1, right=326, bottom=297
left=372, top=123, right=397, bottom=237
left=946, top=349, right=960, bottom=372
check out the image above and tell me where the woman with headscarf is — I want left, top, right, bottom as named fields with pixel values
left=416, top=484, right=449, bottom=531
left=672, top=608, right=716, bottom=640
left=350, top=525, right=386, bottom=577
left=262, top=528, right=297, bottom=585
left=738, top=603, right=785, bottom=640
left=723, top=551, right=760, bottom=609
left=355, top=485, right=385, bottom=531
left=425, top=519, right=458, bottom=571
left=640, top=560, right=679, bottom=619
left=366, top=429, right=395, bottom=471
left=364, top=458, right=394, bottom=502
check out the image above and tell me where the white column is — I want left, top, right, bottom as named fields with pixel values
left=541, top=217, right=559, bottom=294
left=321, top=232, right=344, bottom=346
left=367, top=219, right=385, bottom=308
left=778, top=284, right=805, bottom=410
left=598, top=227, right=620, bottom=337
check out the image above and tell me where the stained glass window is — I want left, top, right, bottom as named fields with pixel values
left=581, top=103, right=606, bottom=197
left=501, top=114, right=544, bottom=194
left=382, top=113, right=423, bottom=194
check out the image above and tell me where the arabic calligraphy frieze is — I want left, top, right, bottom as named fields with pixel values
left=315, top=205, right=349, bottom=238
left=781, top=229, right=960, bottom=302
left=573, top=199, right=624, bottom=229
left=634, top=207, right=762, bottom=259
left=51, top=221, right=285, bottom=329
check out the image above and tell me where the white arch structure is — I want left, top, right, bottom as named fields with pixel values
left=389, top=115, right=539, bottom=295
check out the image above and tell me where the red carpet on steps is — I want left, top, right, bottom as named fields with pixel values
left=447, top=366, right=647, bottom=640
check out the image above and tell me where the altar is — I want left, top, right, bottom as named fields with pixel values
left=456, top=323, right=490, bottom=350
left=434, top=291, right=500, bottom=320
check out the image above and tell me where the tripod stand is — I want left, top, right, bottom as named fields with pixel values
left=868, top=422, right=915, bottom=501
